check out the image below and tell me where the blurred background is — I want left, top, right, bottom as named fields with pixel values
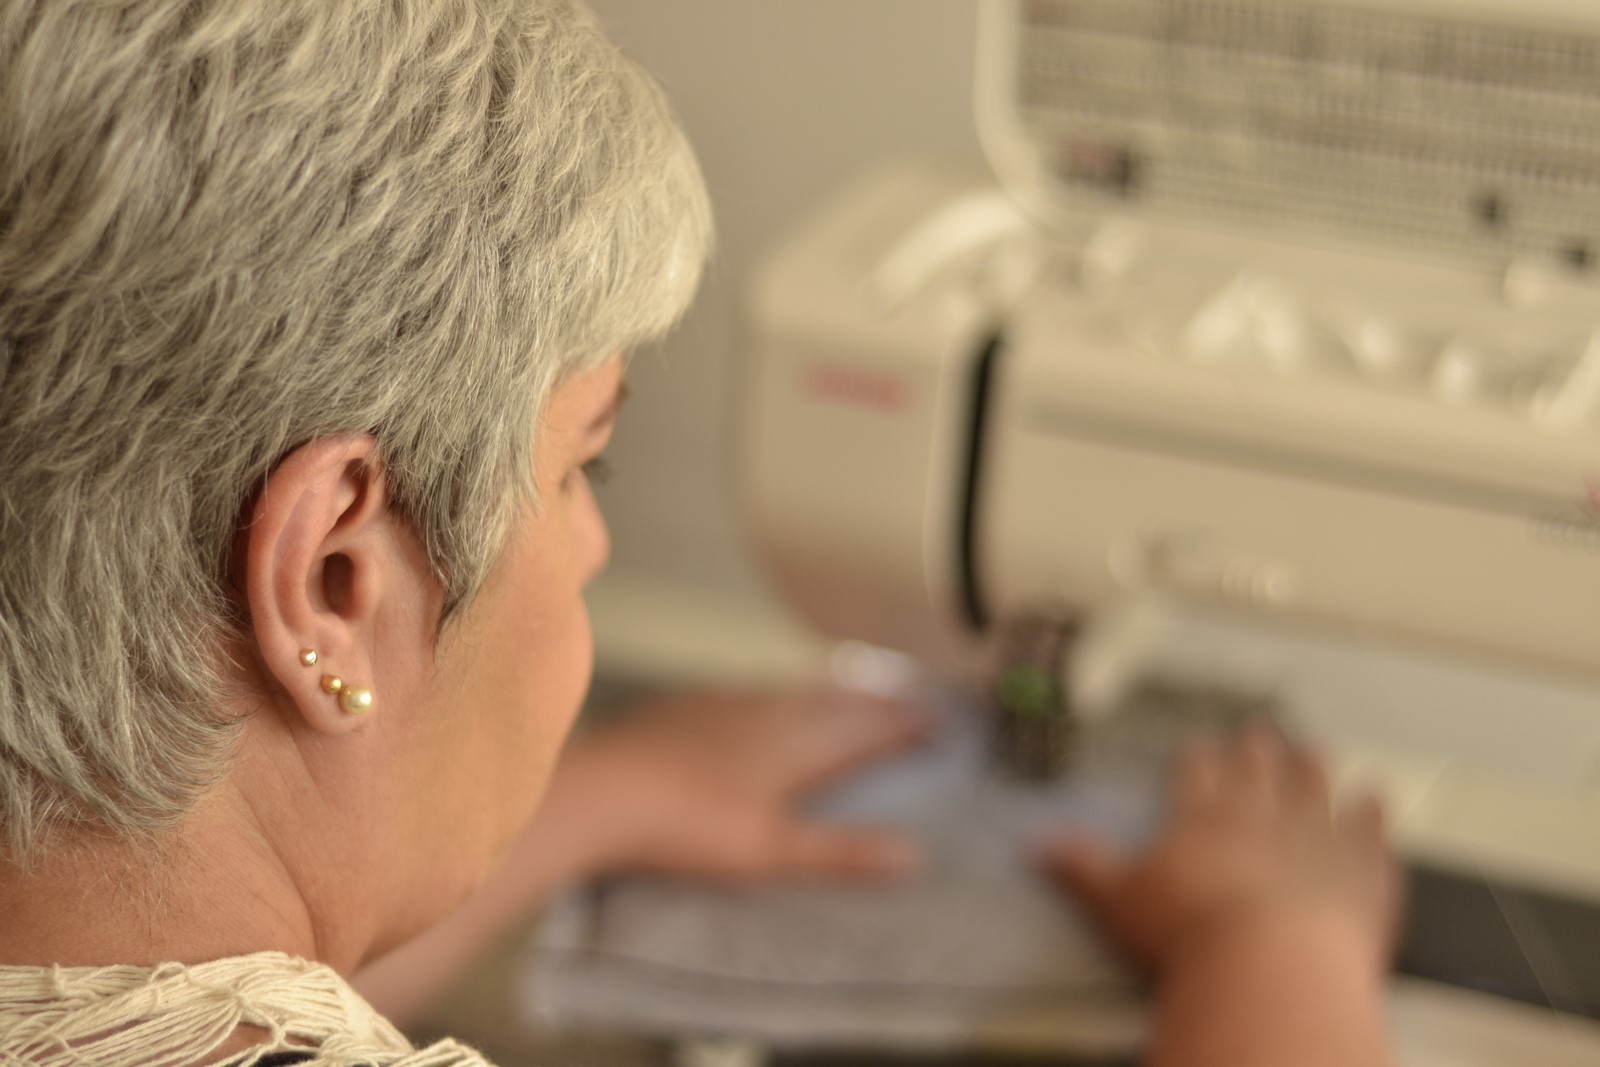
left=582, top=0, right=985, bottom=685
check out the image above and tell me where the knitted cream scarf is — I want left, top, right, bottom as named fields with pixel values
left=0, top=952, right=496, bottom=1067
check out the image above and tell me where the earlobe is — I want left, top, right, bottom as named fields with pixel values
left=317, top=668, right=377, bottom=717
left=295, top=647, right=375, bottom=715
left=239, top=437, right=394, bottom=735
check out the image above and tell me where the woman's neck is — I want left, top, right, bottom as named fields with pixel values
left=0, top=781, right=329, bottom=971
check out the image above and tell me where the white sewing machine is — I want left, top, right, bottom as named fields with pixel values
left=529, top=2, right=1600, bottom=1062
left=736, top=0, right=1600, bottom=1062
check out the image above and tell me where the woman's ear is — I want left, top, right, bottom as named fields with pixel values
left=237, top=436, right=413, bottom=735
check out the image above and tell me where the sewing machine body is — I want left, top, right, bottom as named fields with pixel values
left=739, top=0, right=1600, bottom=1056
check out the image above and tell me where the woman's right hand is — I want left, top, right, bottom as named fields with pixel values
left=1039, top=727, right=1402, bottom=1067
left=1041, top=726, right=1400, bottom=973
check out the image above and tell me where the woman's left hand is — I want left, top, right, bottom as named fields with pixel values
left=539, top=685, right=932, bottom=884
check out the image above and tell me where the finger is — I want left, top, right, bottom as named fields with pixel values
left=780, top=688, right=934, bottom=791
left=1285, top=742, right=1333, bottom=817
left=1336, top=792, right=1403, bottom=956
left=765, top=821, right=923, bottom=881
left=1173, top=737, right=1224, bottom=811
left=1228, top=721, right=1288, bottom=806
left=1037, top=834, right=1128, bottom=917
left=1338, top=790, right=1387, bottom=845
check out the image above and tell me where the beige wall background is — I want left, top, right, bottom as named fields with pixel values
left=582, top=1, right=989, bottom=678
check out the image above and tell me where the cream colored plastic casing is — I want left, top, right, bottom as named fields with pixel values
left=973, top=0, right=1600, bottom=678
left=747, top=161, right=1600, bottom=678
left=743, top=170, right=1017, bottom=674
left=983, top=216, right=1600, bottom=680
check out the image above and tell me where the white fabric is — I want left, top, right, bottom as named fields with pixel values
left=524, top=687, right=1167, bottom=1055
left=0, top=951, right=493, bottom=1067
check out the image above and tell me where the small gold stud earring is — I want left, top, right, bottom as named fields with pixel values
left=299, top=649, right=319, bottom=668
left=320, top=674, right=344, bottom=695
left=338, top=685, right=375, bottom=716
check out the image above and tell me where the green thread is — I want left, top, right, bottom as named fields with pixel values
left=998, top=664, right=1062, bottom=718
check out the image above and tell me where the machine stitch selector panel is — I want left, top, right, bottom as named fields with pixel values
left=1008, top=0, right=1600, bottom=271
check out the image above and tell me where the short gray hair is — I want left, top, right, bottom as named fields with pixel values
left=0, top=0, right=711, bottom=861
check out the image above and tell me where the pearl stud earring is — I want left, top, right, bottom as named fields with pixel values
left=319, top=673, right=374, bottom=715
left=338, top=685, right=375, bottom=716
left=299, top=649, right=319, bottom=667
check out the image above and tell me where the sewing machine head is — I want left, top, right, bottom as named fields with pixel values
left=741, top=0, right=1600, bottom=969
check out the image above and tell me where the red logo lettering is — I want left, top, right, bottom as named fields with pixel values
left=803, top=365, right=909, bottom=413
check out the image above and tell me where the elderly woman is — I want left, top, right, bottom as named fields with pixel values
left=0, top=1, right=1399, bottom=1065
